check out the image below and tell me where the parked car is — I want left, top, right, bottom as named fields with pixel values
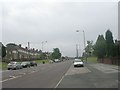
left=49, top=60, right=54, bottom=63
left=7, top=62, right=23, bottom=70
left=21, top=61, right=31, bottom=68
left=73, top=59, right=84, bottom=67
left=30, top=61, right=37, bottom=66
left=54, top=59, right=60, bottom=63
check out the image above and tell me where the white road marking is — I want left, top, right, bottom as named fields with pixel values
left=0, top=75, right=22, bottom=83
left=28, top=71, right=37, bottom=74
left=0, top=70, right=39, bottom=83
left=55, top=75, right=65, bottom=88
left=55, top=63, right=73, bottom=88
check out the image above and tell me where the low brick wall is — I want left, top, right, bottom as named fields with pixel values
left=98, top=57, right=120, bottom=65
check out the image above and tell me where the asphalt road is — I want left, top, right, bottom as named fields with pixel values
left=57, top=62, right=119, bottom=88
left=2, top=60, right=72, bottom=88
left=1, top=60, right=119, bottom=88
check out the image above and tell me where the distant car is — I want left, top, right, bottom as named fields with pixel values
left=30, top=61, right=37, bottom=66
left=54, top=59, right=60, bottom=63
left=49, top=60, right=54, bottom=63
left=74, top=59, right=84, bottom=67
left=21, top=62, right=31, bottom=68
left=7, top=62, right=23, bottom=70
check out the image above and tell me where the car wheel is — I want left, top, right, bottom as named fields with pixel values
left=8, top=68, right=10, bottom=70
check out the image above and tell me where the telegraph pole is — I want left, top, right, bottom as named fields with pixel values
left=76, top=44, right=78, bottom=58
left=83, top=30, right=86, bottom=51
left=28, top=42, right=30, bottom=50
left=28, top=42, right=30, bottom=60
left=76, top=30, right=86, bottom=61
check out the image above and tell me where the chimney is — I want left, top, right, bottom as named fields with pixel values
left=25, top=47, right=28, bottom=49
left=19, top=44, right=21, bottom=47
left=33, top=48, right=35, bottom=51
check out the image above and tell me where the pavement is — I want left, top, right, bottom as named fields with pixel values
left=1, top=60, right=119, bottom=88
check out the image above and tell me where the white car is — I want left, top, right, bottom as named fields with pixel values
left=74, top=59, right=84, bottom=67
left=7, top=62, right=23, bottom=70
left=49, top=60, right=54, bottom=63
left=54, top=59, right=60, bottom=63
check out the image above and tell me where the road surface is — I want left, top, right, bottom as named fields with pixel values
left=2, top=60, right=72, bottom=88
left=1, top=60, right=119, bottom=88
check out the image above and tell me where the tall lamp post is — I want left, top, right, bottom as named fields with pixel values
left=76, top=30, right=86, bottom=61
left=76, top=44, right=78, bottom=58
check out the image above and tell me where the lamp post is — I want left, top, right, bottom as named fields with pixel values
left=76, top=30, right=86, bottom=50
left=28, top=42, right=30, bottom=60
left=76, top=44, right=78, bottom=58
left=76, top=30, right=86, bottom=61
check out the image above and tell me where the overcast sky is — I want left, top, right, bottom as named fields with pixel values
left=1, top=0, right=119, bottom=57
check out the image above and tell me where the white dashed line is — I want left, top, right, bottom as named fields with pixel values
left=54, top=63, right=72, bottom=88
left=55, top=75, right=65, bottom=88
left=1, top=70, right=39, bottom=83
left=0, top=75, right=22, bottom=83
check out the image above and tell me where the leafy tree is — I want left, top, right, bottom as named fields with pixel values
left=51, top=48, right=61, bottom=59
left=0, top=43, right=1, bottom=58
left=105, top=30, right=114, bottom=57
left=93, top=35, right=106, bottom=58
left=85, top=40, right=94, bottom=56
left=40, top=53, right=47, bottom=60
left=114, top=40, right=120, bottom=57
left=0, top=43, right=6, bottom=58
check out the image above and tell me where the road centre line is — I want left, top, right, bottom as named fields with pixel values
left=55, top=63, right=72, bottom=88
left=55, top=75, right=65, bottom=88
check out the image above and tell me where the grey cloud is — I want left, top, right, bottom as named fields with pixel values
left=2, top=1, right=118, bottom=57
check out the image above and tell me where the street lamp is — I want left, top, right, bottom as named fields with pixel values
left=76, top=30, right=87, bottom=61
left=76, top=44, right=78, bottom=58
left=76, top=30, right=86, bottom=50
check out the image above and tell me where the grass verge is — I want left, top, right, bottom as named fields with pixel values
left=0, top=62, right=8, bottom=70
left=87, top=57, right=97, bottom=63
left=35, top=59, right=49, bottom=64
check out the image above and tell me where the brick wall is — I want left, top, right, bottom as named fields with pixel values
left=98, top=57, right=119, bottom=65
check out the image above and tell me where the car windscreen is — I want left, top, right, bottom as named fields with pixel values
left=21, top=62, right=27, bottom=64
left=9, top=62, right=17, bottom=64
left=74, top=60, right=82, bottom=62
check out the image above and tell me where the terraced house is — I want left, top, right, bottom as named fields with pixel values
left=5, top=43, right=42, bottom=61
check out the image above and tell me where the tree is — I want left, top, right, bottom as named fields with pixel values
left=93, top=35, right=106, bottom=58
left=51, top=48, right=61, bottom=59
left=114, top=40, right=120, bottom=57
left=40, top=53, right=47, bottom=60
left=105, top=30, right=114, bottom=57
left=0, top=43, right=6, bottom=58
left=85, top=40, right=94, bottom=57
